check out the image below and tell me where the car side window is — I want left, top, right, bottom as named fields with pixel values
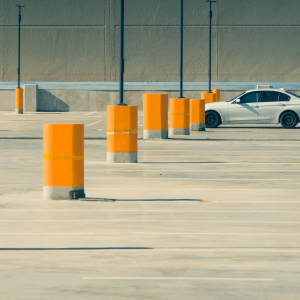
left=240, top=92, right=260, bottom=103
left=259, top=91, right=279, bottom=102
left=279, top=93, right=291, bottom=102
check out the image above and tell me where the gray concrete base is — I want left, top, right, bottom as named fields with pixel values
left=43, top=186, right=85, bottom=200
left=107, top=152, right=137, bottom=163
left=190, top=123, right=206, bottom=131
left=143, top=130, right=168, bottom=139
left=169, top=128, right=190, bottom=136
left=15, top=109, right=23, bottom=114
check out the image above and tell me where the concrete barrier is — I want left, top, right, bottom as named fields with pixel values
left=190, top=99, right=205, bottom=131
left=15, top=88, right=23, bottom=114
left=201, top=92, right=216, bottom=104
left=143, top=93, right=168, bottom=139
left=169, top=98, right=190, bottom=136
left=43, top=123, right=85, bottom=200
left=24, top=84, right=37, bottom=112
left=213, top=89, right=220, bottom=102
left=107, top=105, right=138, bottom=163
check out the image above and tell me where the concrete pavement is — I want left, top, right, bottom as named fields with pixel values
left=0, top=111, right=300, bottom=299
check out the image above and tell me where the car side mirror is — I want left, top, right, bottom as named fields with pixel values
left=235, top=99, right=241, bottom=104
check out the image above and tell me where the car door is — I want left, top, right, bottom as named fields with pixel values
left=256, top=91, right=284, bottom=122
left=227, top=91, right=260, bottom=123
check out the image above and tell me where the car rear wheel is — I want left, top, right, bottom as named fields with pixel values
left=280, top=111, right=298, bottom=128
left=205, top=111, right=221, bottom=128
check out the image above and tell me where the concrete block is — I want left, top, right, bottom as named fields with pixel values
left=115, top=0, right=210, bottom=26
left=107, top=106, right=138, bottom=164
left=169, top=128, right=190, bottom=135
left=43, top=123, right=85, bottom=200
left=3, top=0, right=105, bottom=26
left=107, top=152, right=138, bottom=163
left=191, top=123, right=205, bottom=131
left=3, top=27, right=105, bottom=82
left=218, top=0, right=300, bottom=25
left=24, top=84, right=37, bottom=112
left=218, top=27, right=300, bottom=82
left=0, top=90, right=15, bottom=111
left=143, top=130, right=168, bottom=139
left=43, top=186, right=85, bottom=200
left=116, top=26, right=217, bottom=82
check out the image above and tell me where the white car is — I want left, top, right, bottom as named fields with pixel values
left=205, top=89, right=300, bottom=128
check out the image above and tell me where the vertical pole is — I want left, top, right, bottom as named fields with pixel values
left=208, top=1, right=212, bottom=93
left=17, top=7, right=21, bottom=89
left=206, top=0, right=216, bottom=93
left=179, top=0, right=183, bottom=98
left=119, top=0, right=124, bottom=105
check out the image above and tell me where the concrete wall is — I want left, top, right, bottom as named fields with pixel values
left=0, top=88, right=243, bottom=111
left=1, top=0, right=300, bottom=83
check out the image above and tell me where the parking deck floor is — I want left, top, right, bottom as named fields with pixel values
left=1, top=111, right=300, bottom=299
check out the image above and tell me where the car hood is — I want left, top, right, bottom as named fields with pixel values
left=205, top=102, right=230, bottom=110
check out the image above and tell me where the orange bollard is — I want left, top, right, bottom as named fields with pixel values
left=201, top=92, right=216, bottom=104
left=213, top=89, right=221, bottom=102
left=169, top=98, right=190, bottom=135
left=190, top=99, right=205, bottom=131
left=43, top=123, right=85, bottom=200
left=15, top=88, right=23, bottom=114
left=143, top=93, right=168, bottom=139
left=107, top=105, right=138, bottom=163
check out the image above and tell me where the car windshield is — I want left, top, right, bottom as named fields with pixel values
left=286, top=91, right=300, bottom=98
left=227, top=92, right=246, bottom=102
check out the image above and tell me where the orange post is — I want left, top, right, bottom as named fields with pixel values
left=169, top=98, right=190, bottom=135
left=190, top=99, right=205, bottom=131
left=43, top=123, right=85, bottom=200
left=143, top=93, right=168, bottom=139
left=201, top=92, right=216, bottom=104
left=107, top=105, right=138, bottom=163
left=15, top=88, right=23, bottom=114
left=213, top=89, right=221, bottom=102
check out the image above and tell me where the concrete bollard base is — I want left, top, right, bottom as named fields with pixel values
left=43, top=186, right=85, bottom=200
left=169, top=128, right=190, bottom=135
left=107, top=152, right=137, bottom=163
left=143, top=130, right=168, bottom=139
left=191, top=123, right=205, bottom=131
left=15, top=109, right=23, bottom=114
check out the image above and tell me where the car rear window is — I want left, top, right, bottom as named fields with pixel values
left=286, top=91, right=300, bottom=99
left=279, top=93, right=291, bottom=101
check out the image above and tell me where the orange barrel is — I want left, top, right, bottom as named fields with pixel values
left=143, top=93, right=168, bottom=139
left=43, top=123, right=85, bottom=200
left=169, top=98, right=190, bottom=135
left=190, top=99, right=205, bottom=131
left=107, top=105, right=138, bottom=163
left=213, top=89, right=221, bottom=102
left=201, top=92, right=216, bottom=104
left=15, top=88, right=23, bottom=114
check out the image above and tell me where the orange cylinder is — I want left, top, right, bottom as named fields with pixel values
left=43, top=123, right=85, bottom=200
left=213, top=89, right=221, bottom=102
left=201, top=92, right=216, bottom=104
left=143, top=93, right=168, bottom=139
left=107, top=105, right=138, bottom=163
left=169, top=98, right=190, bottom=135
left=190, top=99, right=205, bottom=131
left=15, top=88, right=23, bottom=114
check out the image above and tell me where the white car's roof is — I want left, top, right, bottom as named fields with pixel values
left=245, top=88, right=287, bottom=93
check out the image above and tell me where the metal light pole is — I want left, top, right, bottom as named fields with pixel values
left=179, top=0, right=183, bottom=98
left=206, top=0, right=216, bottom=93
left=16, top=5, right=25, bottom=89
left=119, top=0, right=125, bottom=105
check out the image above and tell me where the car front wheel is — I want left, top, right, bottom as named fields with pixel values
left=280, top=111, right=298, bottom=128
left=205, top=111, right=221, bottom=128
